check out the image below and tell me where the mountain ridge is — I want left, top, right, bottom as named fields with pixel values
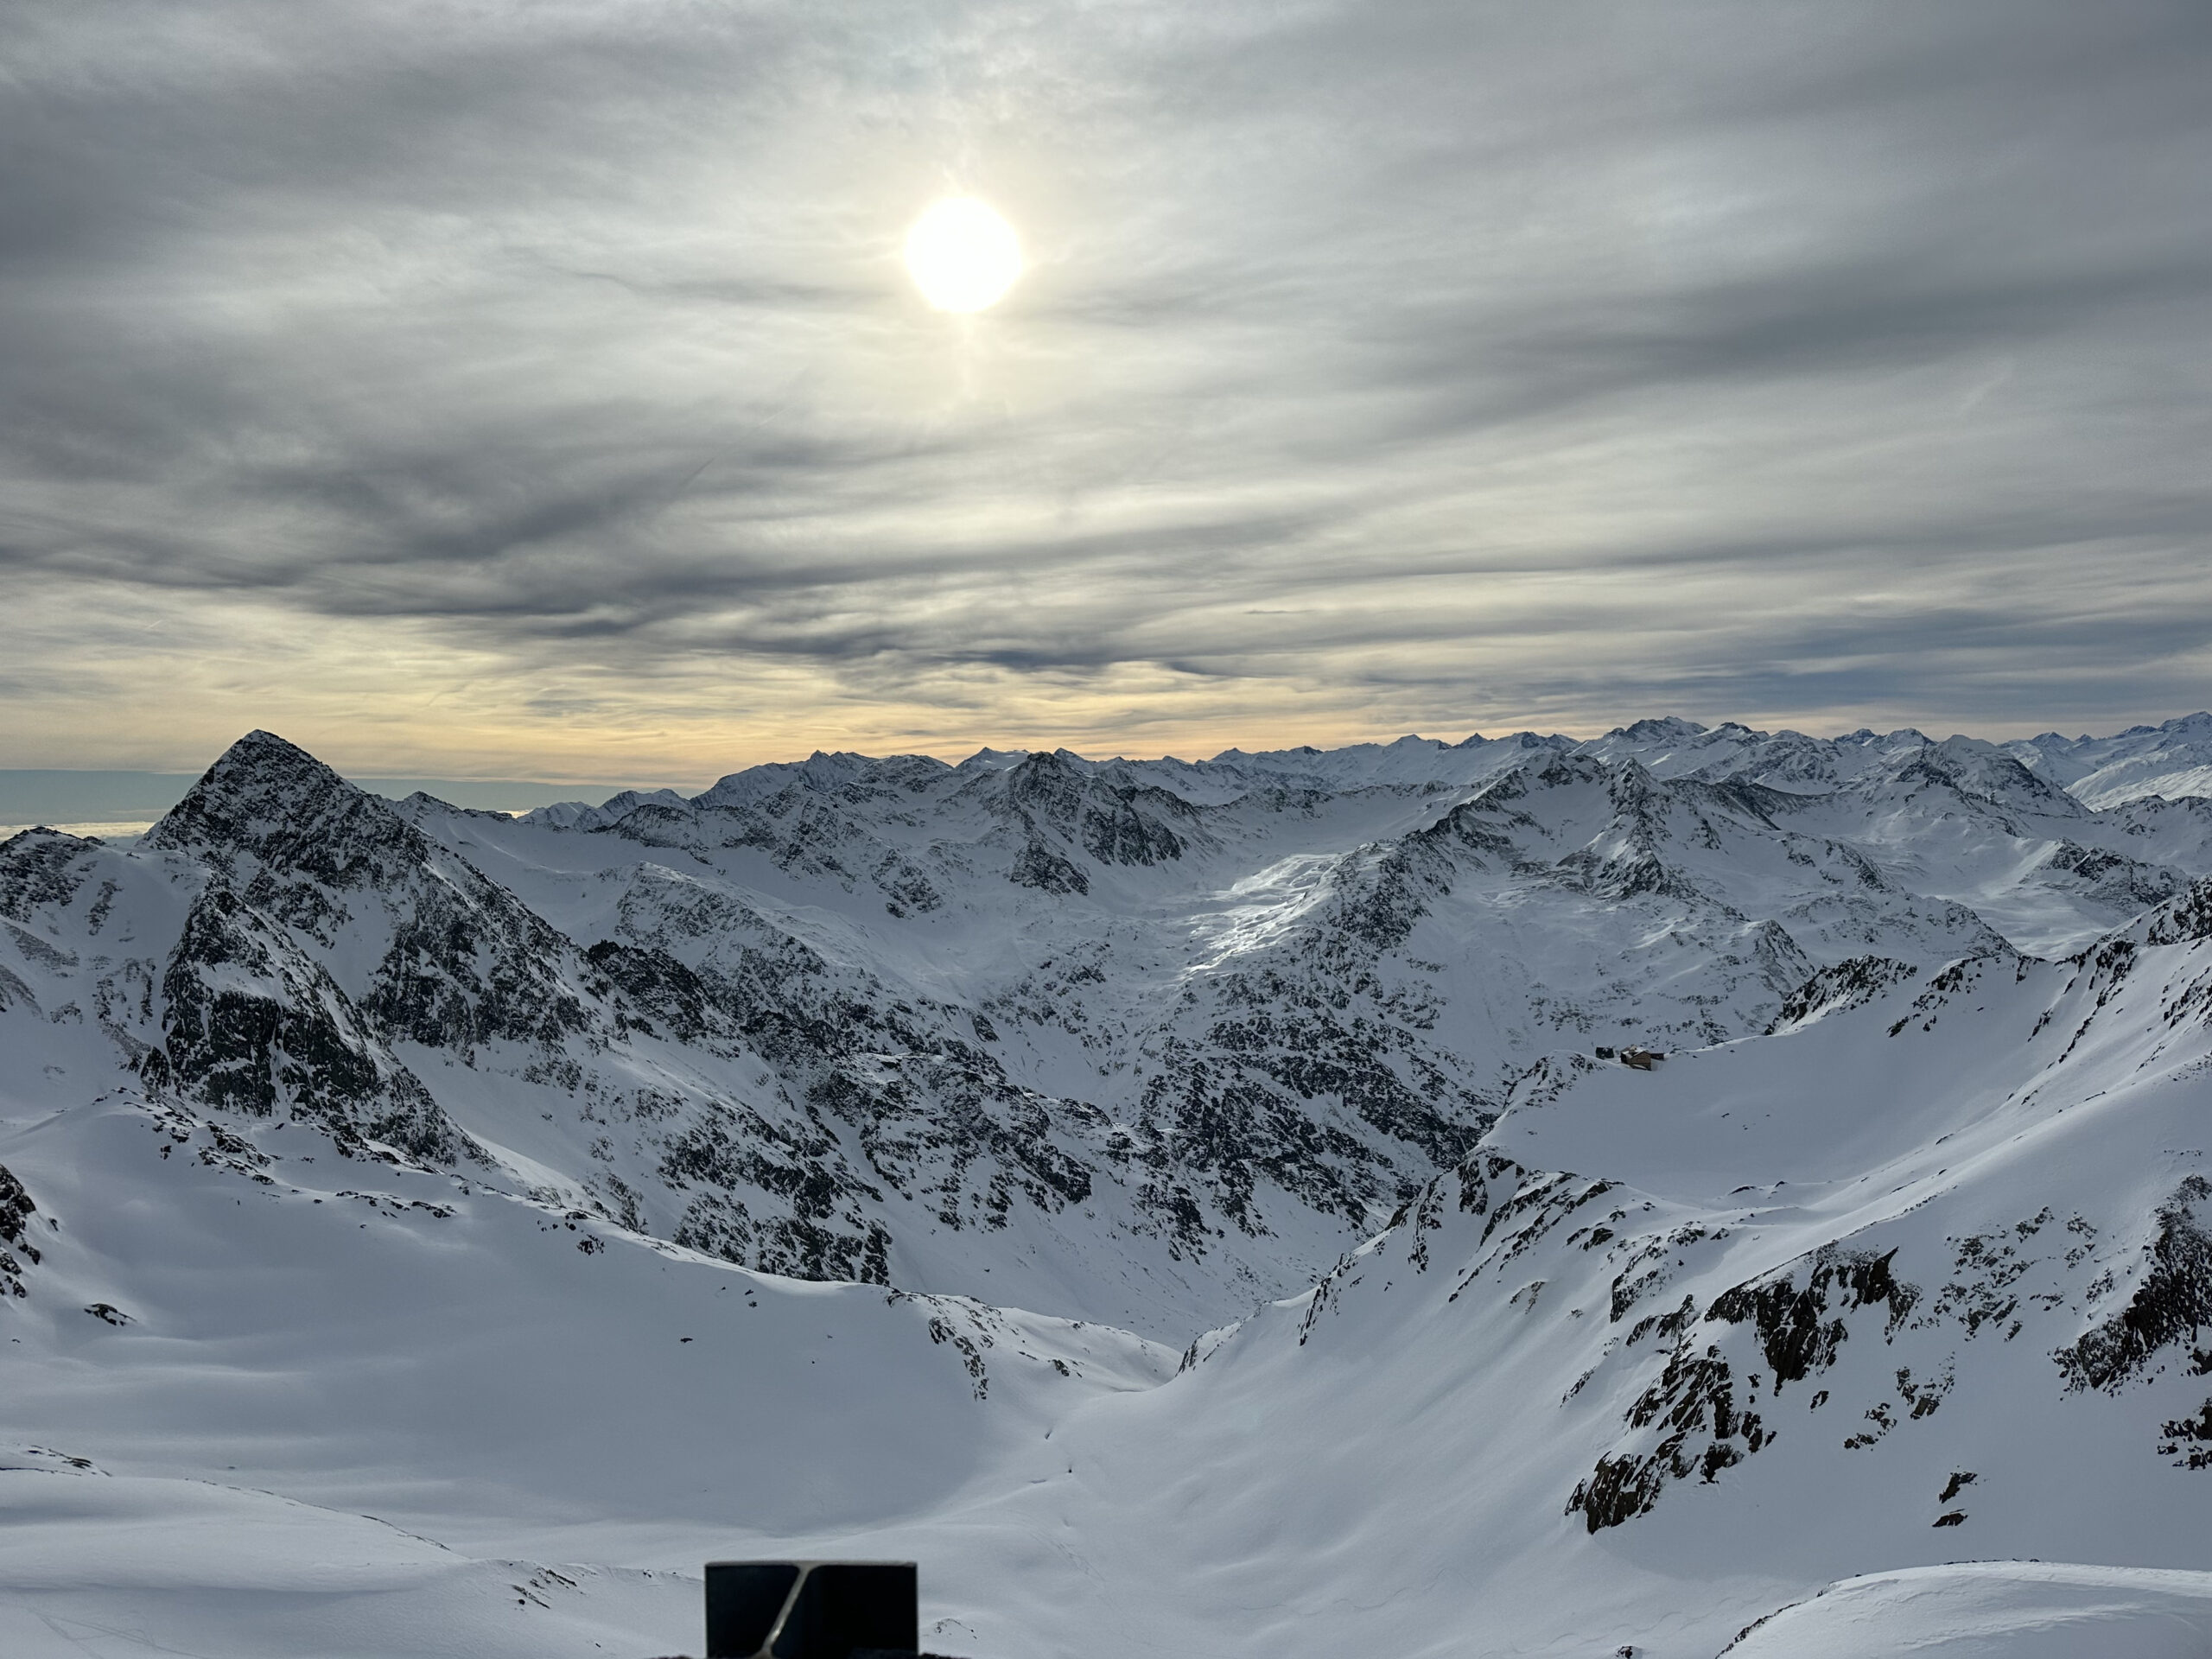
left=5, top=716, right=2212, bottom=1655
left=8, top=717, right=2212, bottom=1332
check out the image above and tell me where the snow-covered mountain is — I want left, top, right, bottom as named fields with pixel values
left=6, top=720, right=2202, bottom=1333
left=2001, top=712, right=2212, bottom=810
left=5, top=715, right=2212, bottom=1656
left=993, top=887, right=2212, bottom=1653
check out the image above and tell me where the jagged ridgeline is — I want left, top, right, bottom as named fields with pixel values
left=8, top=719, right=2212, bottom=1655
left=1154, top=882, right=2212, bottom=1638
left=5, top=720, right=2212, bottom=1333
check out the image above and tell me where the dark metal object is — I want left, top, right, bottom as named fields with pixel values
left=705, top=1560, right=920, bottom=1659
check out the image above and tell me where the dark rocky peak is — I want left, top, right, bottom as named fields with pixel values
left=1726, top=730, right=1847, bottom=792
left=696, top=749, right=935, bottom=812
left=1593, top=759, right=1737, bottom=850
left=1446, top=731, right=1578, bottom=753
left=1614, top=716, right=1708, bottom=742
left=1878, top=734, right=2080, bottom=820
left=0, top=828, right=105, bottom=924
left=602, top=800, right=703, bottom=843
left=979, top=750, right=1205, bottom=894
left=1209, top=743, right=1324, bottom=762
left=1442, top=765, right=1530, bottom=818
left=878, top=753, right=959, bottom=793
left=1665, top=773, right=1790, bottom=833
left=613, top=797, right=712, bottom=838
left=2127, top=874, right=2212, bottom=949
left=143, top=733, right=596, bottom=1056
left=517, top=798, right=607, bottom=830
left=0, top=1161, right=40, bottom=1300
left=144, top=880, right=476, bottom=1166
left=593, top=786, right=693, bottom=820
left=1407, top=794, right=1520, bottom=865
left=1604, top=757, right=1665, bottom=812
left=1767, top=955, right=1922, bottom=1031
left=145, top=730, right=425, bottom=888
left=998, top=749, right=1198, bottom=868
left=518, top=787, right=695, bottom=833
left=396, top=791, right=513, bottom=823
left=1496, top=759, right=1717, bottom=903
left=2097, top=714, right=2212, bottom=741
left=1451, top=749, right=1602, bottom=812
left=1834, top=727, right=1929, bottom=751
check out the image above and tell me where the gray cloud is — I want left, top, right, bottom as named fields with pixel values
left=2, top=0, right=2209, bottom=771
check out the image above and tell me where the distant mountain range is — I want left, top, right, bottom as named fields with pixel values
left=4, top=714, right=2212, bottom=1656
left=0, top=767, right=683, bottom=828
left=8, top=717, right=2212, bottom=1331
left=9, top=708, right=2212, bottom=827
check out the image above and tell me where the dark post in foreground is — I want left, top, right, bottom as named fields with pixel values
left=705, top=1560, right=950, bottom=1659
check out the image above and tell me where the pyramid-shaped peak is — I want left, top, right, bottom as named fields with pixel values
left=219, top=728, right=320, bottom=766
left=168, top=729, right=351, bottom=806
left=145, top=729, right=401, bottom=871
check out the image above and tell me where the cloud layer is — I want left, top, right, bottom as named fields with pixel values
left=4, top=0, right=2209, bottom=774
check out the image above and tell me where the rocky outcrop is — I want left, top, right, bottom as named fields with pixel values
left=143, top=883, right=473, bottom=1166
left=2057, top=1177, right=2212, bottom=1395
left=0, top=1163, right=39, bottom=1300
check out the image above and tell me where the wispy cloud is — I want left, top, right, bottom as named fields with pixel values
left=3, top=0, right=2209, bottom=773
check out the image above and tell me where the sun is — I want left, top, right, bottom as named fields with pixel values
left=904, top=198, right=1022, bottom=313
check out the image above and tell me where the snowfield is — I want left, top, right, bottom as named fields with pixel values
left=1719, top=1563, right=2212, bottom=1659
left=4, top=715, right=2212, bottom=1656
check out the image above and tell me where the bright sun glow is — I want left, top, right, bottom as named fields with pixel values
left=904, top=198, right=1023, bottom=312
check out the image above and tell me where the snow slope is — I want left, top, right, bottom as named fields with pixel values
left=1720, top=1563, right=2212, bottom=1659
left=5, top=716, right=2212, bottom=1657
left=3, top=724, right=2120, bottom=1337
left=2005, top=713, right=2212, bottom=810
left=0, top=1085, right=1167, bottom=1656
left=10, top=875, right=2209, bottom=1656
left=0, top=1468, right=696, bottom=1659
left=819, top=882, right=2212, bottom=1656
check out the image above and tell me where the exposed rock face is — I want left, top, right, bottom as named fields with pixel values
left=0, top=1163, right=38, bottom=1300
left=1769, top=956, right=1920, bottom=1030
left=1168, top=877, right=2212, bottom=1585
left=11, top=716, right=2212, bottom=1659
left=150, top=732, right=594, bottom=1057
left=143, top=882, right=469, bottom=1165
left=8, top=719, right=2212, bottom=1331
left=2058, top=1177, right=2212, bottom=1395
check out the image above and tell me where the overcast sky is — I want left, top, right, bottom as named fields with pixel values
left=3, top=1, right=2209, bottom=779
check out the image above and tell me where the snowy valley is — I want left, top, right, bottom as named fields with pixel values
left=5, top=715, right=2212, bottom=1656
